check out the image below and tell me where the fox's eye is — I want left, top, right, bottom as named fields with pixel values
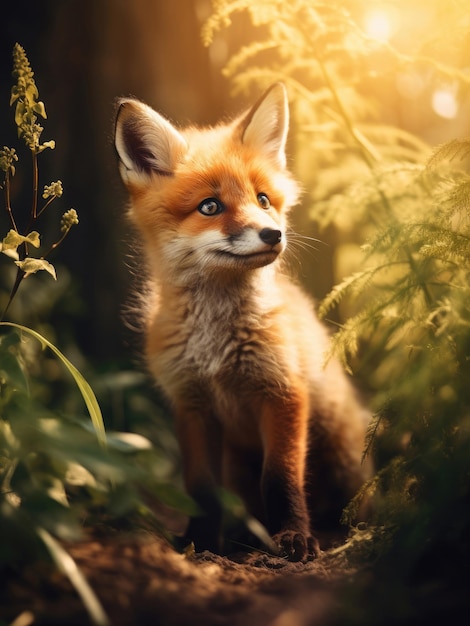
left=198, top=198, right=224, bottom=216
left=257, top=193, right=271, bottom=209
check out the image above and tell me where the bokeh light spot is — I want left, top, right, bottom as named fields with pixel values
left=432, top=88, right=459, bottom=119
left=364, top=9, right=393, bottom=42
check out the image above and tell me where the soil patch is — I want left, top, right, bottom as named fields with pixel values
left=2, top=532, right=358, bottom=626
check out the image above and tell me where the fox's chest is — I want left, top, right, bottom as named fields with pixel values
left=150, top=285, right=289, bottom=402
left=184, top=294, right=277, bottom=384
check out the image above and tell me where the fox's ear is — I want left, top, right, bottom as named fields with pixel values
left=114, top=99, right=187, bottom=186
left=238, top=83, right=289, bottom=169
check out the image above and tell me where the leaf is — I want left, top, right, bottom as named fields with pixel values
left=10, top=84, right=20, bottom=106
left=0, top=244, right=19, bottom=260
left=32, top=100, right=47, bottom=118
left=0, top=347, right=28, bottom=392
left=37, top=140, right=55, bottom=153
left=0, top=322, right=106, bottom=447
left=65, top=463, right=97, bottom=488
left=106, top=431, right=153, bottom=452
left=14, top=100, right=26, bottom=127
left=0, top=329, right=21, bottom=349
left=0, top=331, right=27, bottom=390
left=15, top=258, right=57, bottom=280
left=36, top=527, right=110, bottom=626
left=20, top=491, right=77, bottom=533
left=25, top=231, right=41, bottom=248
left=25, top=82, right=39, bottom=104
left=2, top=229, right=40, bottom=252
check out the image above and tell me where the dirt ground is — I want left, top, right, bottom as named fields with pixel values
left=3, top=530, right=362, bottom=626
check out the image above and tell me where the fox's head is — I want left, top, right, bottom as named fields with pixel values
left=114, top=83, right=299, bottom=283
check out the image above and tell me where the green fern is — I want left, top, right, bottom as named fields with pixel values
left=318, top=267, right=388, bottom=319
left=427, top=138, right=470, bottom=168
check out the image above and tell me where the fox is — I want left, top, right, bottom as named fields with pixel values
left=114, top=83, right=371, bottom=562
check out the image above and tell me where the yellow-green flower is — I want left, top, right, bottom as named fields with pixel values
left=0, top=147, right=18, bottom=174
left=43, top=181, right=63, bottom=199
left=60, top=209, right=79, bottom=232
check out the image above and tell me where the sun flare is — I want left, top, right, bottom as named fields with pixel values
left=363, top=8, right=394, bottom=42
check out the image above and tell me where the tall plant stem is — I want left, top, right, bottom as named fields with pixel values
left=315, top=51, right=379, bottom=170
left=4, top=172, right=18, bottom=232
left=31, top=149, right=38, bottom=220
left=2, top=151, right=40, bottom=321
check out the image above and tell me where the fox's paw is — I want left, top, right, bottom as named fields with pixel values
left=273, top=530, right=320, bottom=562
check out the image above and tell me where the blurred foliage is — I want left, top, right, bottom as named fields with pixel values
left=206, top=0, right=470, bottom=622
left=0, top=44, right=195, bottom=624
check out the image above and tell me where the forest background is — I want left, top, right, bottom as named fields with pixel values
left=1, top=1, right=470, bottom=625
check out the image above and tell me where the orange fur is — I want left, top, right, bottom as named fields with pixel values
left=115, top=83, right=372, bottom=561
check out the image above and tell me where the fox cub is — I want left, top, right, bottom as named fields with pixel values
left=114, top=83, right=371, bottom=561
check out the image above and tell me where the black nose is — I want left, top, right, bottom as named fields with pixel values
left=259, top=228, right=282, bottom=246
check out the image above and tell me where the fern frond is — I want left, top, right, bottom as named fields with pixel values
left=427, top=139, right=470, bottom=168
left=341, top=456, right=407, bottom=526
left=362, top=223, right=406, bottom=258
left=436, top=178, right=470, bottom=222
left=325, top=308, right=374, bottom=371
left=201, top=0, right=251, bottom=45
left=362, top=411, right=384, bottom=462
left=318, top=266, right=384, bottom=318
left=223, top=40, right=279, bottom=79
left=357, top=125, right=429, bottom=159
left=419, top=230, right=470, bottom=266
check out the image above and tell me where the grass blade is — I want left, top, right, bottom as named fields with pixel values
left=36, top=526, right=110, bottom=626
left=0, top=322, right=106, bottom=446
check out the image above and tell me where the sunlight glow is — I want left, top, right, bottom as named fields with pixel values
left=432, top=87, right=459, bottom=119
left=364, top=8, right=393, bottom=42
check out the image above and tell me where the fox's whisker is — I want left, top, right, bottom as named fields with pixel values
left=283, top=248, right=303, bottom=269
left=288, top=239, right=318, bottom=254
left=287, top=230, right=327, bottom=247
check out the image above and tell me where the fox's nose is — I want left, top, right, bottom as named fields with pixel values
left=259, top=228, right=282, bottom=246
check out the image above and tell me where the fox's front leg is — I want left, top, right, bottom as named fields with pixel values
left=260, top=389, right=319, bottom=562
left=174, top=403, right=223, bottom=553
